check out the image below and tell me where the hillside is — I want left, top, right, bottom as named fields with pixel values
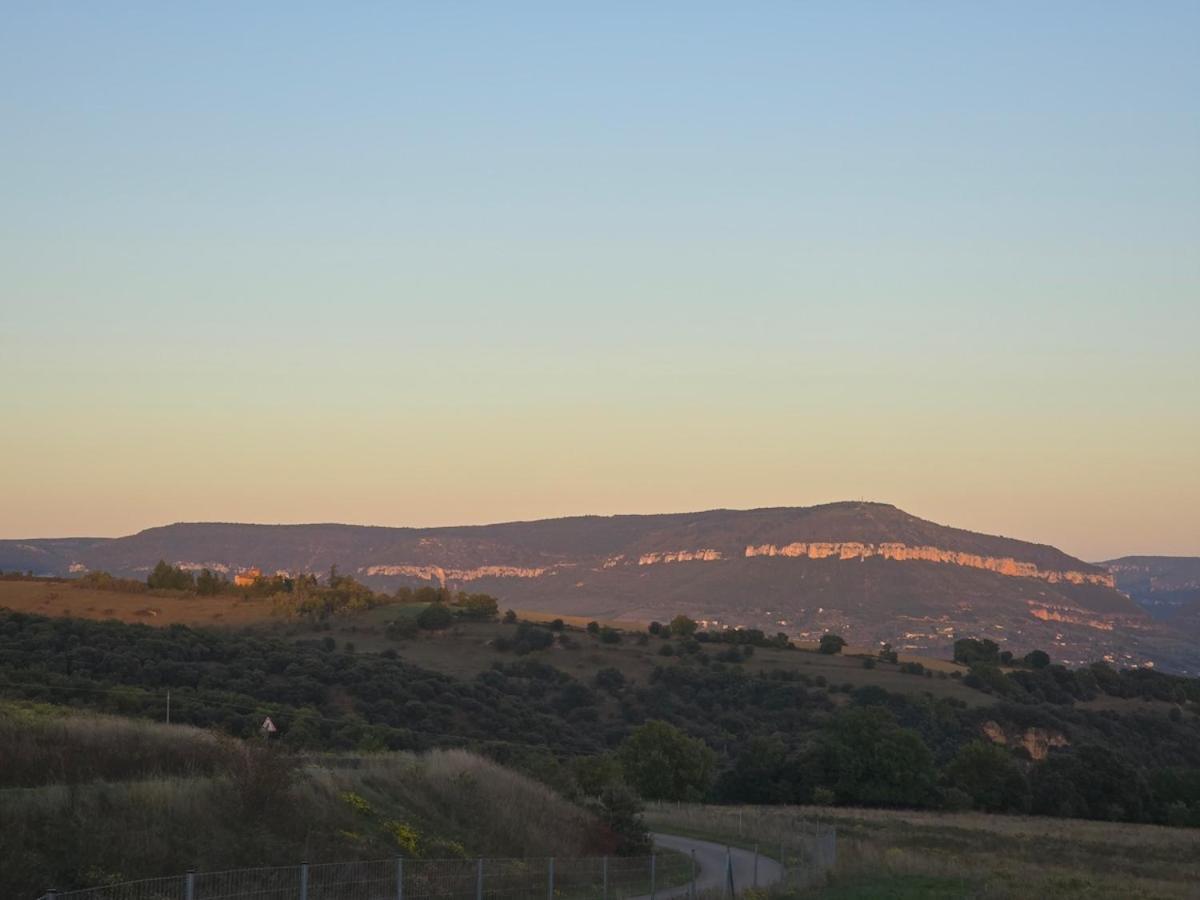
left=0, top=503, right=1169, bottom=668
left=0, top=703, right=609, bottom=899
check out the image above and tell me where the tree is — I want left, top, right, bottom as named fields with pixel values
left=669, top=615, right=698, bottom=637
left=599, top=627, right=621, bottom=644
left=943, top=740, right=1030, bottom=812
left=1024, top=649, right=1051, bottom=670
left=954, top=638, right=1000, bottom=666
left=713, top=736, right=795, bottom=804
left=417, top=603, right=454, bottom=631
left=806, top=707, right=936, bottom=807
left=586, top=621, right=600, bottom=635
left=386, top=617, right=419, bottom=640
left=147, top=559, right=194, bottom=591
left=616, top=721, right=715, bottom=802
left=195, top=568, right=227, bottom=596
left=818, top=634, right=846, bottom=655
left=503, top=609, right=517, bottom=624
left=594, top=667, right=626, bottom=694
left=457, top=593, right=499, bottom=621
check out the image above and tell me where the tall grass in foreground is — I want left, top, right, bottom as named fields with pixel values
left=0, top=703, right=227, bottom=786
left=647, top=803, right=1200, bottom=899
left=1, top=748, right=605, bottom=900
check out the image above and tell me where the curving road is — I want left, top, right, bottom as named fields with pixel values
left=632, top=832, right=784, bottom=899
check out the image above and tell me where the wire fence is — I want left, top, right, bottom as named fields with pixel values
left=38, top=810, right=837, bottom=900
left=643, top=803, right=838, bottom=892
left=39, top=854, right=675, bottom=900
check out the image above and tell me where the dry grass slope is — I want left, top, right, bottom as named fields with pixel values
left=0, top=708, right=606, bottom=899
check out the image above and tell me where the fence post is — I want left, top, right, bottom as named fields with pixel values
left=690, top=849, right=697, bottom=899
left=753, top=844, right=759, bottom=887
left=476, top=858, right=483, bottom=900
left=725, top=846, right=734, bottom=899
left=185, top=869, right=195, bottom=900
left=602, top=855, right=608, bottom=900
left=299, top=861, right=309, bottom=900
left=396, top=857, right=403, bottom=900
left=547, top=857, right=554, bottom=900
left=650, top=853, right=656, bottom=899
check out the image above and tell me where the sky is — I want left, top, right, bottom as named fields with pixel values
left=1, top=2, right=1197, bottom=560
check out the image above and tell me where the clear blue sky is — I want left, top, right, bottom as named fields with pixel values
left=2, top=2, right=1197, bottom=559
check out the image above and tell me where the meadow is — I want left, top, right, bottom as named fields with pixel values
left=647, top=803, right=1200, bottom=899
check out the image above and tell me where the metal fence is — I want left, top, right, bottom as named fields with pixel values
left=39, top=855, right=675, bottom=900
left=643, top=804, right=838, bottom=892
left=38, top=811, right=837, bottom=900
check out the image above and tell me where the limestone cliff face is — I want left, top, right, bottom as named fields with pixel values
left=637, top=549, right=722, bottom=565
left=742, top=541, right=1114, bottom=587
left=362, top=564, right=549, bottom=586
left=1026, top=602, right=1122, bottom=631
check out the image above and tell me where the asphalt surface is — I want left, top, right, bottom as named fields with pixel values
left=631, top=832, right=784, bottom=899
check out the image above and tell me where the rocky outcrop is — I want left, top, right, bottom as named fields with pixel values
left=744, top=541, right=1114, bottom=587
left=638, top=550, right=722, bottom=565
left=1027, top=602, right=1118, bottom=631
left=363, top=564, right=549, bottom=585
left=981, top=720, right=1069, bottom=761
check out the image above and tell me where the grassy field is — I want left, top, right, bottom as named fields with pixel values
left=646, top=803, right=1200, bottom=899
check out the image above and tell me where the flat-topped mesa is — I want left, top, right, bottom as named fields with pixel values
left=743, top=541, right=1115, bottom=587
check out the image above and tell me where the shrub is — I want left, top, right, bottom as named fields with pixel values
left=417, top=604, right=454, bottom=631
left=818, top=634, right=846, bottom=655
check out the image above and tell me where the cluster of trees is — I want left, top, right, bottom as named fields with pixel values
left=2, top=609, right=1199, bottom=829
left=954, top=637, right=1050, bottom=670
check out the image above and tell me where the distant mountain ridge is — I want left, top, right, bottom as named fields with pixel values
left=5, top=502, right=1195, bottom=672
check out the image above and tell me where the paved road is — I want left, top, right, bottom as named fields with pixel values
left=632, top=832, right=784, bottom=899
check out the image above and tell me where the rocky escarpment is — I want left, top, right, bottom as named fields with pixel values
left=612, top=540, right=1114, bottom=588
left=363, top=564, right=551, bottom=585
left=742, top=541, right=1115, bottom=587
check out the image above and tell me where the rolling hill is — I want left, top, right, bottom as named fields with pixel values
left=5, top=502, right=1188, bottom=669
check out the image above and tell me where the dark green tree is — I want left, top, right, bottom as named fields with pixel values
left=818, top=634, right=846, bottom=655
left=943, top=740, right=1030, bottom=812
left=616, top=721, right=715, bottom=801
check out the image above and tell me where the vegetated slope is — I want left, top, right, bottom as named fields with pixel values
left=0, top=703, right=605, bottom=899
left=9, top=508, right=1176, bottom=672
left=1, top=502, right=1163, bottom=668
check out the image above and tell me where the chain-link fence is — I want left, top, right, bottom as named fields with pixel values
left=38, top=854, right=680, bottom=900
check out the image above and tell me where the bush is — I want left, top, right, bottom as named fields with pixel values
left=417, top=604, right=454, bottom=631
left=386, top=617, right=420, bottom=640
left=818, top=634, right=846, bottom=655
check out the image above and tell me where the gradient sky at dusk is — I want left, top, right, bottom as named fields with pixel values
left=2, top=2, right=1197, bottom=560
